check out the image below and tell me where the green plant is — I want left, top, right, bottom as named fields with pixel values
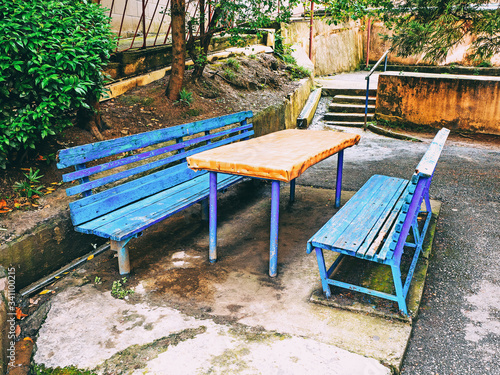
left=289, top=66, right=311, bottom=79
left=13, top=168, right=44, bottom=197
left=32, top=364, right=97, bottom=375
left=226, top=58, right=240, bottom=71
left=111, top=277, right=134, bottom=299
left=0, top=0, right=115, bottom=169
left=224, top=68, right=236, bottom=81
left=174, top=88, right=194, bottom=107
left=94, top=276, right=102, bottom=285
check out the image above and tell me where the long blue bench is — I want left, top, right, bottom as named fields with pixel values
left=307, top=128, right=449, bottom=316
left=57, top=111, right=254, bottom=275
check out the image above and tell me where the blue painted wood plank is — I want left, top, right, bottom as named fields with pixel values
left=76, top=173, right=242, bottom=240
left=415, top=128, right=450, bottom=177
left=63, top=124, right=253, bottom=182
left=69, top=163, right=202, bottom=225
left=356, top=179, right=408, bottom=258
left=308, top=175, right=389, bottom=250
left=57, top=111, right=253, bottom=168
left=65, top=130, right=253, bottom=196
left=333, top=177, right=407, bottom=252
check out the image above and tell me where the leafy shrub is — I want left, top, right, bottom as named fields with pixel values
left=226, top=58, right=241, bottom=71
left=0, top=0, right=115, bottom=168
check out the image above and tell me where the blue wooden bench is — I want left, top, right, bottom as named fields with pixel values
left=57, top=111, right=254, bottom=275
left=307, top=128, right=449, bottom=316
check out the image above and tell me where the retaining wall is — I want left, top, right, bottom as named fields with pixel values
left=376, top=72, right=500, bottom=135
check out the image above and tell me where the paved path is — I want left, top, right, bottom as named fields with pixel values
left=316, top=71, right=380, bottom=90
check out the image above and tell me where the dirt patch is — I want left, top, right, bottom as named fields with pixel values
left=0, top=53, right=301, bottom=221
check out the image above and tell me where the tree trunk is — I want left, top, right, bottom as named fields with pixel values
left=188, top=6, right=222, bottom=79
left=166, top=0, right=186, bottom=101
left=76, top=99, right=107, bottom=141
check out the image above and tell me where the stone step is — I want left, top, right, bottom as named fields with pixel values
left=328, top=103, right=375, bottom=114
left=322, top=88, right=377, bottom=97
left=325, top=121, right=366, bottom=128
left=323, top=112, right=374, bottom=122
left=333, top=95, right=376, bottom=105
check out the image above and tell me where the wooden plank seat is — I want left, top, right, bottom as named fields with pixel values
left=307, top=128, right=450, bottom=316
left=57, top=111, right=254, bottom=275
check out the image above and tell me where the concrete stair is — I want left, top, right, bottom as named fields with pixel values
left=323, top=91, right=376, bottom=127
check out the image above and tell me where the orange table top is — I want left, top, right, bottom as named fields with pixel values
left=187, top=129, right=360, bottom=182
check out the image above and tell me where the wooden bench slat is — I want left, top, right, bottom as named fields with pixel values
left=63, top=124, right=253, bottom=182
left=333, top=176, right=408, bottom=252
left=69, top=163, right=200, bottom=225
left=308, top=175, right=388, bottom=251
left=356, top=179, right=409, bottom=259
left=415, top=128, right=450, bottom=177
left=76, top=173, right=241, bottom=241
left=65, top=130, right=254, bottom=196
left=57, top=111, right=253, bottom=168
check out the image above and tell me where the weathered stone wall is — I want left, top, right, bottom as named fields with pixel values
left=376, top=72, right=500, bottom=135
left=367, top=20, right=500, bottom=67
left=282, top=20, right=364, bottom=76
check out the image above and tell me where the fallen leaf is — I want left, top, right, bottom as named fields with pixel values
left=14, top=202, right=21, bottom=209
left=36, top=155, right=46, bottom=161
left=46, top=187, right=55, bottom=191
left=0, top=199, right=6, bottom=208
left=51, top=182, right=59, bottom=185
left=24, top=337, right=33, bottom=342
left=39, top=289, right=51, bottom=295
left=16, top=307, right=28, bottom=320
left=87, top=254, right=94, bottom=260
left=0, top=210, right=11, bottom=214
left=20, top=168, right=30, bottom=171
left=31, top=204, right=39, bottom=208
left=15, top=325, right=21, bottom=337
left=32, top=195, right=40, bottom=199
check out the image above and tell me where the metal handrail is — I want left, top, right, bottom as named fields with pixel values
left=364, top=49, right=390, bottom=130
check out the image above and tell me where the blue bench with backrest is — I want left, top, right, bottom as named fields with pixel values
left=307, top=128, right=449, bottom=316
left=57, top=111, right=254, bottom=275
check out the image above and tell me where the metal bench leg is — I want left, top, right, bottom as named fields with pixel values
left=269, top=180, right=280, bottom=277
left=335, top=150, right=344, bottom=208
left=290, top=178, right=296, bottom=203
left=391, top=265, right=408, bottom=315
left=209, top=172, right=218, bottom=263
left=201, top=199, right=209, bottom=221
left=314, top=247, right=332, bottom=298
left=111, top=239, right=131, bottom=275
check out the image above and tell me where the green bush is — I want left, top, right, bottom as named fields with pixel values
left=0, top=0, right=115, bottom=168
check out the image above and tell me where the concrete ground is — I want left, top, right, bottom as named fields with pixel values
left=29, top=115, right=499, bottom=374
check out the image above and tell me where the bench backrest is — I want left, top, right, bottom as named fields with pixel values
left=57, top=111, right=253, bottom=225
left=379, top=128, right=450, bottom=262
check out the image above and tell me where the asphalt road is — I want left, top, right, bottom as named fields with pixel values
left=305, top=111, right=500, bottom=374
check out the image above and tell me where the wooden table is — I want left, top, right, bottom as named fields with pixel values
left=187, top=129, right=360, bottom=276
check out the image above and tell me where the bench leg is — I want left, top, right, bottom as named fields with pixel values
left=269, top=180, right=280, bottom=277
left=111, top=239, right=131, bottom=275
left=391, top=265, right=408, bottom=316
left=209, top=172, right=218, bottom=263
left=201, top=199, right=209, bottom=221
left=314, top=248, right=332, bottom=298
left=335, top=150, right=344, bottom=208
left=290, top=178, right=296, bottom=203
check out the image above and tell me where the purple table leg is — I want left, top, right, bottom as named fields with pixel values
left=335, top=150, right=344, bottom=208
left=269, top=180, right=280, bottom=277
left=209, top=171, right=217, bottom=263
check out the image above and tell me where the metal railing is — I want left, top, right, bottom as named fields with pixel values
left=364, top=49, right=390, bottom=130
